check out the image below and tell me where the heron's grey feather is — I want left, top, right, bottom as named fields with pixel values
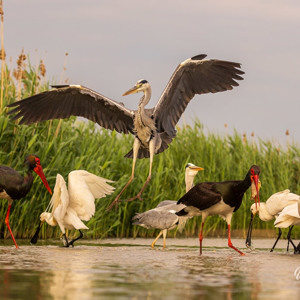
left=132, top=203, right=187, bottom=230
left=7, top=85, right=135, bottom=134
left=153, top=56, right=244, bottom=138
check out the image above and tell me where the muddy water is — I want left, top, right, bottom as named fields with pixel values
left=0, top=238, right=300, bottom=299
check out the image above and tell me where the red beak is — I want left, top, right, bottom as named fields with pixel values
left=34, top=164, right=52, bottom=195
left=253, top=174, right=260, bottom=209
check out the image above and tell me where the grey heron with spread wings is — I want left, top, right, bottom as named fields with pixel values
left=7, top=54, right=244, bottom=210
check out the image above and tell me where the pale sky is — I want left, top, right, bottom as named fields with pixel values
left=4, top=0, right=300, bottom=144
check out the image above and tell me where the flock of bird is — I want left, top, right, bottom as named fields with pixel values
left=0, top=54, right=299, bottom=254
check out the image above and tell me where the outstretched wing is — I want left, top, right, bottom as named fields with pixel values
left=67, top=170, right=115, bottom=221
left=153, top=54, right=244, bottom=137
left=7, top=85, right=135, bottom=134
left=48, top=173, right=69, bottom=222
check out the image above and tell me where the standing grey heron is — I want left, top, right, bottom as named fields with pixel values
left=132, top=163, right=204, bottom=249
left=7, top=54, right=244, bottom=210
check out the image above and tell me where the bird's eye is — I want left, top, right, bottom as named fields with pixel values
left=36, top=158, right=40, bottom=164
left=250, top=168, right=254, bottom=175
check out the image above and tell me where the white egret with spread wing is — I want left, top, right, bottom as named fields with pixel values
left=7, top=54, right=244, bottom=210
left=32, top=170, right=114, bottom=247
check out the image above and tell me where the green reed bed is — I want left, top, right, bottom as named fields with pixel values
left=0, top=57, right=299, bottom=242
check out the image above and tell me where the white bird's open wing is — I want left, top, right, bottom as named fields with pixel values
left=68, top=170, right=115, bottom=221
left=49, top=173, right=69, bottom=223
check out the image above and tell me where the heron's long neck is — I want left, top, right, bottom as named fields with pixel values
left=137, top=87, right=151, bottom=128
left=138, top=87, right=151, bottom=111
left=185, top=174, right=196, bottom=193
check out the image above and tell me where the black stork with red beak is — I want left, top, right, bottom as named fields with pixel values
left=0, top=155, right=52, bottom=248
left=176, top=165, right=260, bottom=255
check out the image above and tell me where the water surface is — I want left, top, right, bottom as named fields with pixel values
left=0, top=238, right=299, bottom=299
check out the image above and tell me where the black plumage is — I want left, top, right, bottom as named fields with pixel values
left=177, top=165, right=261, bottom=255
left=0, top=155, right=52, bottom=248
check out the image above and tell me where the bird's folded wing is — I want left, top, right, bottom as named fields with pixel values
left=177, top=182, right=222, bottom=211
left=274, top=203, right=300, bottom=227
left=68, top=170, right=115, bottom=221
left=266, top=190, right=300, bottom=216
left=153, top=55, right=244, bottom=137
left=7, top=85, right=135, bottom=134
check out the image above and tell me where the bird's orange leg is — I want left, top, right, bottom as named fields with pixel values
left=5, top=204, right=19, bottom=249
left=107, top=138, right=140, bottom=211
left=199, top=220, right=205, bottom=255
left=228, top=224, right=245, bottom=255
left=151, top=230, right=163, bottom=249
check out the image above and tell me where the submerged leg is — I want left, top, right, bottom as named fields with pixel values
left=5, top=203, right=18, bottom=249
left=228, top=224, right=245, bottom=255
left=151, top=230, right=163, bottom=248
left=107, top=138, right=141, bottom=211
left=69, top=230, right=83, bottom=247
left=270, top=228, right=282, bottom=252
left=126, top=139, right=155, bottom=203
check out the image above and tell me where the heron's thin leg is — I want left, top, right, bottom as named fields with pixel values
left=270, top=228, right=282, bottom=252
left=69, top=230, right=83, bottom=247
left=5, top=203, right=19, bottom=249
left=126, top=138, right=155, bottom=202
left=107, top=138, right=141, bottom=211
left=162, top=229, right=167, bottom=249
left=151, top=230, right=163, bottom=248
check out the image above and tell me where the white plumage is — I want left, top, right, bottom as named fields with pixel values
left=40, top=170, right=114, bottom=246
left=274, top=194, right=300, bottom=228
left=250, top=189, right=299, bottom=221
left=247, top=189, right=300, bottom=252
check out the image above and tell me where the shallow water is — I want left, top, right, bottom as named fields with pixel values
left=0, top=238, right=300, bottom=299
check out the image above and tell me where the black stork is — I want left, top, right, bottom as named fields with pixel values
left=176, top=165, right=261, bottom=255
left=0, top=155, right=52, bottom=248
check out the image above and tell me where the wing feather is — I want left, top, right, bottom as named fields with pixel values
left=48, top=174, right=69, bottom=222
left=67, top=170, right=115, bottom=221
left=153, top=55, right=244, bottom=137
left=177, top=182, right=222, bottom=211
left=7, top=85, right=135, bottom=134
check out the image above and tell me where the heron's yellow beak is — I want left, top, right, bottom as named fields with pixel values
left=122, top=85, right=139, bottom=96
left=189, top=166, right=204, bottom=171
